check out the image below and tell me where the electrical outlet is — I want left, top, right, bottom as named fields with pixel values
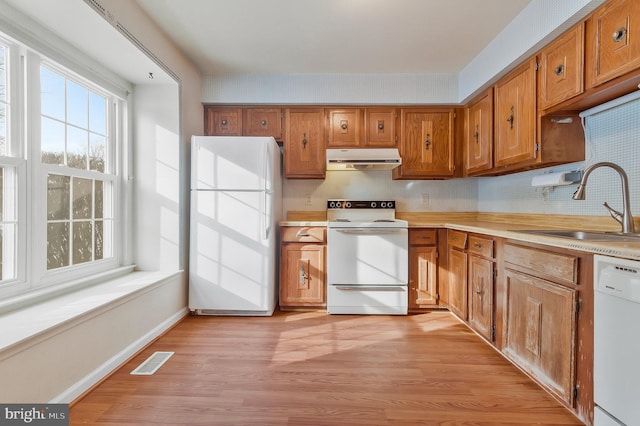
left=305, top=194, right=312, bottom=207
left=420, top=193, right=430, bottom=206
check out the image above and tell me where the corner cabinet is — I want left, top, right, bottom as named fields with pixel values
left=284, top=108, right=326, bottom=179
left=464, top=88, right=494, bottom=176
left=279, top=227, right=326, bottom=309
left=408, top=229, right=438, bottom=311
left=393, top=108, right=455, bottom=179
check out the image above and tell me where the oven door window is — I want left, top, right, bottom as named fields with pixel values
left=328, top=228, right=408, bottom=285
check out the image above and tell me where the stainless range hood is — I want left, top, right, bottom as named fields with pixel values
left=326, top=148, right=402, bottom=171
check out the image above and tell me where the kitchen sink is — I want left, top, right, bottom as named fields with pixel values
left=513, top=229, right=640, bottom=242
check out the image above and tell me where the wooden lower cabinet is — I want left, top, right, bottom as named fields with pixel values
left=502, top=268, right=577, bottom=406
left=279, top=227, right=326, bottom=309
left=409, top=229, right=438, bottom=311
left=468, top=253, right=494, bottom=341
left=446, top=230, right=468, bottom=320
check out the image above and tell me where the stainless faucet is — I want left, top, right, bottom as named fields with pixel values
left=572, top=162, right=636, bottom=234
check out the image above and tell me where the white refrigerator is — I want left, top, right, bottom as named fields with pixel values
left=189, top=136, right=282, bottom=315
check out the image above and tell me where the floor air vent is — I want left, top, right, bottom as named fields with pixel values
left=130, top=351, right=174, bottom=375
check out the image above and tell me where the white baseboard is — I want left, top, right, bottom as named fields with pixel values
left=50, top=307, right=188, bottom=404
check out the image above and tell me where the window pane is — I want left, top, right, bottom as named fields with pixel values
left=41, top=66, right=65, bottom=121
left=95, top=220, right=103, bottom=260
left=47, top=174, right=70, bottom=220
left=72, top=177, right=92, bottom=219
left=89, top=92, right=106, bottom=135
left=72, top=221, right=92, bottom=265
left=41, top=117, right=65, bottom=165
left=89, top=134, right=105, bottom=172
left=67, top=125, right=88, bottom=169
left=47, top=222, right=69, bottom=269
left=95, top=180, right=103, bottom=218
left=66, top=80, right=88, bottom=128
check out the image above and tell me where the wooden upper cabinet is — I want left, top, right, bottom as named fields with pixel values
left=464, top=88, right=493, bottom=176
left=587, top=0, right=640, bottom=87
left=538, top=23, right=585, bottom=110
left=243, top=108, right=283, bottom=140
left=364, top=108, right=397, bottom=147
left=326, top=108, right=363, bottom=147
left=494, top=58, right=537, bottom=168
left=284, top=108, right=326, bottom=179
left=205, top=107, right=242, bottom=136
left=393, top=108, right=455, bottom=179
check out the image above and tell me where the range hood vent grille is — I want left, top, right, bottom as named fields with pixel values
left=326, top=148, right=402, bottom=171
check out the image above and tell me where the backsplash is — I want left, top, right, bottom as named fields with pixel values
left=283, top=96, right=640, bottom=217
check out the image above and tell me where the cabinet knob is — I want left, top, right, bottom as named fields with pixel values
left=340, top=122, right=348, bottom=130
left=474, top=243, right=484, bottom=249
left=221, top=119, right=228, bottom=126
left=473, top=125, right=479, bottom=144
left=377, top=122, right=385, bottom=130
left=260, top=120, right=267, bottom=127
left=302, top=132, right=308, bottom=149
left=425, top=133, right=431, bottom=150
left=554, top=64, right=564, bottom=76
left=613, top=27, right=627, bottom=43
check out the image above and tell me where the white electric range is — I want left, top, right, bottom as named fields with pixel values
left=326, top=200, right=409, bottom=315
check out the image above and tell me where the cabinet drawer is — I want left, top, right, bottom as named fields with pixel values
left=447, top=230, right=467, bottom=250
left=409, top=229, right=437, bottom=245
left=468, top=236, right=494, bottom=258
left=504, top=243, right=578, bottom=284
left=281, top=227, right=326, bottom=243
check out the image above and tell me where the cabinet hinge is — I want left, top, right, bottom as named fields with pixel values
left=493, top=268, right=497, bottom=280
left=453, top=112, right=457, bottom=119
left=573, top=384, right=579, bottom=401
left=535, top=142, right=540, bottom=152
left=535, top=61, right=540, bottom=71
left=435, top=251, right=439, bottom=259
left=576, top=298, right=582, bottom=316
left=395, top=135, right=398, bottom=142
left=492, top=325, right=496, bottom=341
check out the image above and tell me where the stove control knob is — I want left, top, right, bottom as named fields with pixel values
left=371, top=202, right=377, bottom=208
left=345, top=202, right=351, bottom=208
left=336, top=201, right=341, bottom=208
left=388, top=201, right=394, bottom=208
left=329, top=201, right=335, bottom=208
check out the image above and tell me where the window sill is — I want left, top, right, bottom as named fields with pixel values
left=0, top=269, right=183, bottom=357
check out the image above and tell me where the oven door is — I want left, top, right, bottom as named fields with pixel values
left=327, top=227, right=408, bottom=314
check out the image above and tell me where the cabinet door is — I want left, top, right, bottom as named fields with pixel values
left=538, top=24, right=584, bottom=110
left=447, top=247, right=467, bottom=320
left=494, top=59, right=536, bottom=167
left=205, top=107, right=242, bottom=136
left=280, top=243, right=325, bottom=307
left=465, top=89, right=493, bottom=175
left=409, top=246, right=438, bottom=309
left=284, top=108, right=325, bottom=179
left=588, top=0, right=640, bottom=87
left=243, top=108, right=283, bottom=140
left=395, top=109, right=454, bottom=178
left=326, top=108, right=362, bottom=147
left=364, top=108, right=397, bottom=147
left=503, top=269, right=577, bottom=405
left=468, top=255, right=493, bottom=341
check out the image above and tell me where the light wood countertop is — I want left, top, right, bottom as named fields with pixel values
left=281, top=211, right=640, bottom=261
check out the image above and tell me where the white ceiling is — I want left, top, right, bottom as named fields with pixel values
left=136, top=0, right=532, bottom=76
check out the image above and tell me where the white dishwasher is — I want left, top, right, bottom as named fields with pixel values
left=594, top=255, right=640, bottom=426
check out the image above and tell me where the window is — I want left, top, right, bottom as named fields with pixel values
left=0, top=35, right=124, bottom=300
left=40, top=65, right=115, bottom=272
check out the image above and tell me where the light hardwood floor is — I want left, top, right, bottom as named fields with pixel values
left=70, top=310, right=583, bottom=425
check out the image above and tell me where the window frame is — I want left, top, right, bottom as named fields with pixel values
left=0, top=44, right=127, bottom=300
